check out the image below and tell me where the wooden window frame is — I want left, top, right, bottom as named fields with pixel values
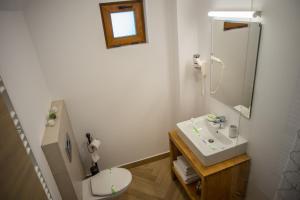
left=100, top=1, right=146, bottom=49
left=224, top=22, right=248, bottom=31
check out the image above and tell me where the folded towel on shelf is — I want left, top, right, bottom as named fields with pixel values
left=177, top=158, right=195, bottom=175
left=173, top=160, right=199, bottom=184
left=177, top=156, right=190, bottom=168
left=177, top=156, right=196, bottom=174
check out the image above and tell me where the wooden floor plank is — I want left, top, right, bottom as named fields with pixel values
left=116, top=157, right=189, bottom=200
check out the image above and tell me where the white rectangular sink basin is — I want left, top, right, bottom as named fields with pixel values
left=176, top=115, right=248, bottom=166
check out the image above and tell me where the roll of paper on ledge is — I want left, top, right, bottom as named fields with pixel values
left=91, top=151, right=100, bottom=163
left=90, top=139, right=101, bottom=150
left=229, top=125, right=238, bottom=138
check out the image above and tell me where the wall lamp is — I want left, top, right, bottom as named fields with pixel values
left=208, top=11, right=262, bottom=21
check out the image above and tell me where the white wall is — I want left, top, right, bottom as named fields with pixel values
left=176, top=0, right=205, bottom=121
left=195, top=0, right=300, bottom=199
left=24, top=0, right=179, bottom=170
left=0, top=11, right=61, bottom=200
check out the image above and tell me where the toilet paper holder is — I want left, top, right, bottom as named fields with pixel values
left=86, top=133, right=100, bottom=175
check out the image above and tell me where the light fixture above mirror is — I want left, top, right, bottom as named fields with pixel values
left=208, top=11, right=262, bottom=22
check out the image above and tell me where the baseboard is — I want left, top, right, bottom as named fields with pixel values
left=118, top=151, right=170, bottom=169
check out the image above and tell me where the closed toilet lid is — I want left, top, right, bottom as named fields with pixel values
left=90, top=168, right=132, bottom=197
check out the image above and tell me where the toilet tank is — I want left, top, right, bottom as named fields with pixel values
left=42, top=100, right=85, bottom=200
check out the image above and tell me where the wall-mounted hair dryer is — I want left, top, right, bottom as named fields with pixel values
left=193, top=54, right=207, bottom=96
left=193, top=54, right=207, bottom=77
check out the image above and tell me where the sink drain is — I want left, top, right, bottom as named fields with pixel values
left=208, top=139, right=214, bottom=143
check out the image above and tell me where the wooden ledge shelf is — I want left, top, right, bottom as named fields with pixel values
left=169, top=130, right=250, bottom=200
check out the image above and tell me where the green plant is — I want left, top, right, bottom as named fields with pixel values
left=48, top=112, right=56, bottom=120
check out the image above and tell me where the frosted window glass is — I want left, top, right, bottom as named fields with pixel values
left=111, top=11, right=136, bottom=38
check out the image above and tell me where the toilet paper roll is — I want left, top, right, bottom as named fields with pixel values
left=91, top=151, right=100, bottom=163
left=90, top=139, right=101, bottom=150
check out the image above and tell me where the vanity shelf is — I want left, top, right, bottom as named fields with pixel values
left=172, top=165, right=200, bottom=200
left=169, top=130, right=250, bottom=200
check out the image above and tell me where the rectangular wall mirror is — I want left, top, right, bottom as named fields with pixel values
left=210, top=20, right=262, bottom=118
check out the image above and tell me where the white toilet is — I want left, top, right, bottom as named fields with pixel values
left=82, top=168, right=132, bottom=200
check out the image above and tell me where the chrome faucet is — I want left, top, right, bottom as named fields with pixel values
left=207, top=114, right=226, bottom=133
left=213, top=115, right=226, bottom=130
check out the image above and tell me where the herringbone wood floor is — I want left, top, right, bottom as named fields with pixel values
left=116, top=157, right=189, bottom=200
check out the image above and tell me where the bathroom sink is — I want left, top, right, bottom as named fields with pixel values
left=176, top=115, right=248, bottom=166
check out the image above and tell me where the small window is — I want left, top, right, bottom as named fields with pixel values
left=100, top=1, right=146, bottom=49
left=111, top=11, right=136, bottom=38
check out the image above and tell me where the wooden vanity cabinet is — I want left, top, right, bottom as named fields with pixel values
left=169, top=130, right=250, bottom=200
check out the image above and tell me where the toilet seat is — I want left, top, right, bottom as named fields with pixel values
left=90, top=168, right=132, bottom=197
